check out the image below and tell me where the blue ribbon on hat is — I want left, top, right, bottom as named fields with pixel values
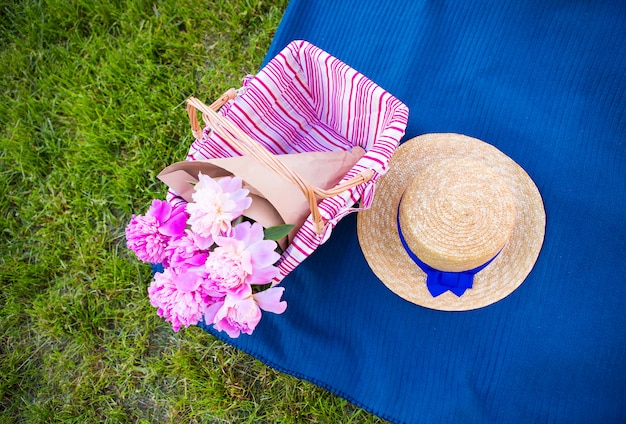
left=396, top=210, right=498, bottom=298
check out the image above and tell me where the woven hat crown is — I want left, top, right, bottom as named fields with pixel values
left=399, top=158, right=517, bottom=272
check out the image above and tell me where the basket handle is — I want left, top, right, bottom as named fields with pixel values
left=187, top=88, right=238, bottom=140
left=186, top=93, right=374, bottom=234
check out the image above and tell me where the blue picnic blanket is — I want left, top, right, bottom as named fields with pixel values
left=201, top=1, right=626, bottom=422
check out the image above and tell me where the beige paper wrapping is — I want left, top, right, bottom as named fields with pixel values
left=158, top=147, right=365, bottom=246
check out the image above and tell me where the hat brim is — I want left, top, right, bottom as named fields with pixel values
left=357, top=133, right=546, bottom=311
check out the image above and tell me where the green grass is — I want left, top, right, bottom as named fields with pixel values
left=0, top=0, right=387, bottom=422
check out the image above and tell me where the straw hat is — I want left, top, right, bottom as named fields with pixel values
left=357, top=133, right=545, bottom=311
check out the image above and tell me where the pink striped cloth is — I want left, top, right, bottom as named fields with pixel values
left=169, top=40, right=409, bottom=282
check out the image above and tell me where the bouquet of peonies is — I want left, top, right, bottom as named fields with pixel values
left=125, top=172, right=292, bottom=338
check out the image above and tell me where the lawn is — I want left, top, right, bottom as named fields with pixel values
left=0, top=1, right=385, bottom=422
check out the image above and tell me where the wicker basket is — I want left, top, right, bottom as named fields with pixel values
left=162, top=40, right=408, bottom=283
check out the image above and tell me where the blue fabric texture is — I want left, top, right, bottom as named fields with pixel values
left=199, top=1, right=626, bottom=422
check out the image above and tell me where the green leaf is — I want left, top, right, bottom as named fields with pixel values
left=263, top=224, right=294, bottom=241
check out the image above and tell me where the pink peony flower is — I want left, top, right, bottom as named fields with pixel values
left=253, top=286, right=287, bottom=314
left=126, top=199, right=187, bottom=264
left=204, top=246, right=252, bottom=298
left=204, top=221, right=281, bottom=297
left=186, top=173, right=252, bottom=238
left=166, top=230, right=213, bottom=272
left=148, top=267, right=220, bottom=332
left=205, top=287, right=286, bottom=338
left=205, top=295, right=263, bottom=338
